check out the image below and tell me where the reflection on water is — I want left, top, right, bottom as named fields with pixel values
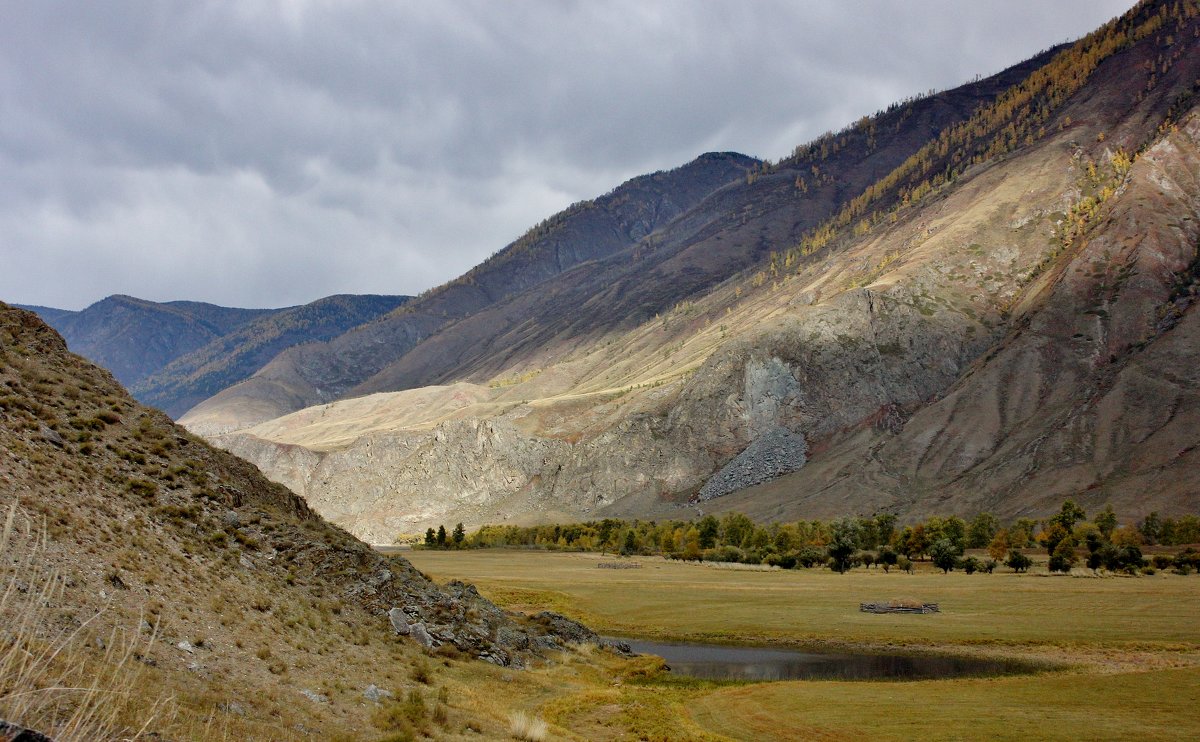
left=614, top=638, right=1034, bottom=682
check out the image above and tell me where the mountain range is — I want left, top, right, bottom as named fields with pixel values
left=18, top=0, right=1200, bottom=544
left=19, top=293, right=409, bottom=417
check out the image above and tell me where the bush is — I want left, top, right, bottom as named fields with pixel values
left=1006, top=550, right=1033, bottom=573
left=961, top=556, right=981, bottom=574
left=1152, top=554, right=1175, bottom=570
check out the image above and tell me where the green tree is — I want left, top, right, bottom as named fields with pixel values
left=1006, top=550, right=1033, bottom=573
left=966, top=513, right=1000, bottom=549
left=1094, top=504, right=1118, bottom=540
left=1139, top=512, right=1163, bottom=545
left=827, top=518, right=860, bottom=573
left=697, top=515, right=720, bottom=549
left=930, top=538, right=960, bottom=573
left=424, top=528, right=436, bottom=548
left=874, top=513, right=898, bottom=547
left=1048, top=541, right=1078, bottom=573
left=878, top=546, right=899, bottom=573
left=941, top=516, right=968, bottom=552
left=436, top=525, right=447, bottom=548
left=452, top=522, right=466, bottom=547
left=720, top=512, right=755, bottom=549
left=1050, top=499, right=1087, bottom=532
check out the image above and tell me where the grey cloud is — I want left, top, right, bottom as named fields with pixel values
left=0, top=0, right=1133, bottom=309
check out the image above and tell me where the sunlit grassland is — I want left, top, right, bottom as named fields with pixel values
left=406, top=549, right=1200, bottom=741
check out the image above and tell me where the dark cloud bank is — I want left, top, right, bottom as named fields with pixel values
left=0, top=0, right=1134, bottom=309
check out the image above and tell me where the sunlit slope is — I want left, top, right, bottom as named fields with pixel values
left=211, top=1, right=1200, bottom=541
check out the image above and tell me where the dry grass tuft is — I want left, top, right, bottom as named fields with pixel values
left=0, top=501, right=173, bottom=740
left=508, top=709, right=549, bottom=741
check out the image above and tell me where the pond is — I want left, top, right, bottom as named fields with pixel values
left=612, top=637, right=1038, bottom=682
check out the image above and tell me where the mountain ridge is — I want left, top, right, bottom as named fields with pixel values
left=203, top=0, right=1200, bottom=541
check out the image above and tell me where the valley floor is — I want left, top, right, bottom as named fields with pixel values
left=405, top=550, right=1200, bottom=741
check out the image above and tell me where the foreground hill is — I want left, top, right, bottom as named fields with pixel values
left=20, top=293, right=409, bottom=417
left=203, top=1, right=1200, bottom=541
left=0, top=303, right=591, bottom=739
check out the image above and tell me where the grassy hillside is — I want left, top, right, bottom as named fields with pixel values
left=0, top=303, right=598, bottom=740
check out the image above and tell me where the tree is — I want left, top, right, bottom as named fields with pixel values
left=1006, top=550, right=1033, bottom=573
left=1050, top=499, right=1087, bottom=532
left=874, top=513, right=897, bottom=547
left=966, top=513, right=1000, bottom=549
left=424, top=528, right=436, bottom=548
left=1048, top=541, right=1078, bottom=573
left=697, top=515, right=719, bottom=549
left=1038, top=521, right=1072, bottom=556
left=961, top=556, right=981, bottom=574
left=1139, top=512, right=1163, bottom=545
left=878, top=546, right=899, bottom=573
left=452, top=522, right=466, bottom=547
left=941, top=516, right=968, bottom=552
left=621, top=529, right=637, bottom=556
left=988, top=529, right=1012, bottom=562
left=827, top=518, right=860, bottom=573
left=930, top=538, right=960, bottom=573
left=720, top=512, right=755, bottom=549
left=436, top=525, right=447, bottom=548
left=1094, top=504, right=1118, bottom=540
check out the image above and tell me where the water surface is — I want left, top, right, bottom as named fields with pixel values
left=615, top=637, right=1035, bottom=682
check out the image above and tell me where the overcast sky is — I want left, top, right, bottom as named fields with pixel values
left=1, top=0, right=1134, bottom=310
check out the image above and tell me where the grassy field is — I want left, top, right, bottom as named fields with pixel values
left=406, top=549, right=1200, bottom=741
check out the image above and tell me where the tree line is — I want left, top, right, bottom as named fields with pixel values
left=416, top=501, right=1200, bottom=576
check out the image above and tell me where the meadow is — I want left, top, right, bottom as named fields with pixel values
left=406, top=549, right=1200, bottom=741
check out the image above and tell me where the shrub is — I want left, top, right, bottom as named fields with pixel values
left=1006, top=550, right=1033, bottom=573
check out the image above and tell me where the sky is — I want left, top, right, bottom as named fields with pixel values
left=1, top=0, right=1135, bottom=310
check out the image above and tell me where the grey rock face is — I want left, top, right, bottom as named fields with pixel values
left=299, top=689, right=328, bottom=704
left=408, top=622, right=434, bottom=649
left=388, top=607, right=410, bottom=635
left=363, top=684, right=392, bottom=703
left=698, top=426, right=808, bottom=500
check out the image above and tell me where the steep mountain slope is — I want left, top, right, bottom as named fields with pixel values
left=20, top=294, right=271, bottom=388
left=180, top=153, right=760, bottom=433
left=206, top=0, right=1200, bottom=541
left=130, top=293, right=409, bottom=417
left=182, top=51, right=1061, bottom=436
left=0, top=303, right=595, bottom=739
left=345, top=46, right=1065, bottom=401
